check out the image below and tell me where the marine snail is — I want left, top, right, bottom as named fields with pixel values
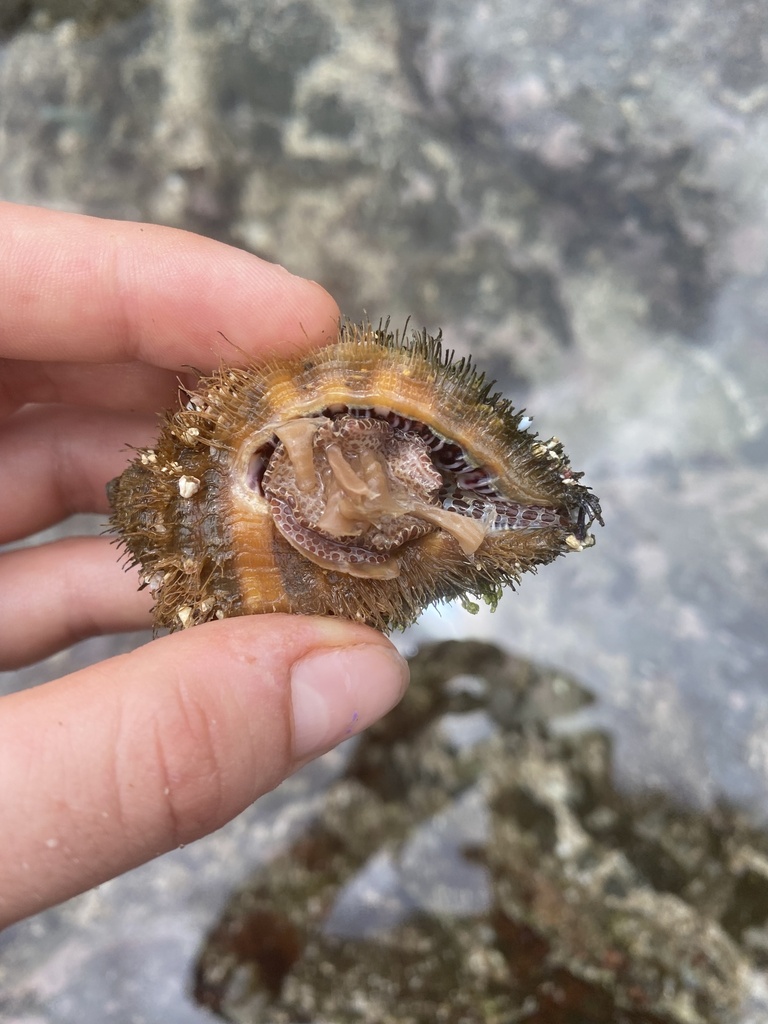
left=108, top=320, right=602, bottom=632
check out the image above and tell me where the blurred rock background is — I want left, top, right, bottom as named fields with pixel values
left=1, top=0, right=767, bottom=1020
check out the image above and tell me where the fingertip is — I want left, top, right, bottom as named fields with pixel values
left=0, top=203, right=342, bottom=370
left=290, top=642, right=409, bottom=762
left=126, top=615, right=408, bottom=842
left=148, top=612, right=408, bottom=773
left=0, top=613, right=408, bottom=925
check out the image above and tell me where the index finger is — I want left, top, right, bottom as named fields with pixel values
left=0, top=202, right=340, bottom=372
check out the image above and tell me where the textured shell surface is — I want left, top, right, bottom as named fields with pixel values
left=108, top=321, right=603, bottom=633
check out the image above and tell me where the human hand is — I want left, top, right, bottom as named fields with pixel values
left=0, top=203, right=409, bottom=929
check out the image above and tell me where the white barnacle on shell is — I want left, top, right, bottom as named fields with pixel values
left=143, top=571, right=166, bottom=594
left=181, top=426, right=200, bottom=445
left=178, top=475, right=201, bottom=498
left=177, top=605, right=194, bottom=628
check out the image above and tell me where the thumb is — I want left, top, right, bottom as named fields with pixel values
left=0, top=615, right=408, bottom=927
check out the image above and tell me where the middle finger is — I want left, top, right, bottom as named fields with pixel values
left=0, top=405, right=158, bottom=544
left=0, top=359, right=195, bottom=420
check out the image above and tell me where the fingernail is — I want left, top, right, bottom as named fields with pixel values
left=290, top=644, right=409, bottom=762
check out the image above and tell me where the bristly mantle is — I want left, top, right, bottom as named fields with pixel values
left=107, top=320, right=603, bottom=633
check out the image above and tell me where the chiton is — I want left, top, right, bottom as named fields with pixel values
left=108, top=320, right=602, bottom=632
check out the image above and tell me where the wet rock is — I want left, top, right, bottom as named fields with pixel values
left=0, top=0, right=149, bottom=37
left=193, top=641, right=764, bottom=1023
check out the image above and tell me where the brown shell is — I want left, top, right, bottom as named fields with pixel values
left=107, top=320, right=602, bottom=632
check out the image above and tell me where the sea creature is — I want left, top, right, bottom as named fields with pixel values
left=107, top=321, right=602, bottom=632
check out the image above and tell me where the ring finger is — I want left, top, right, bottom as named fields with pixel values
left=0, top=404, right=159, bottom=545
left=0, top=536, right=153, bottom=671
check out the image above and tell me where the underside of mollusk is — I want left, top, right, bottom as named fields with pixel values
left=107, top=320, right=603, bottom=633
